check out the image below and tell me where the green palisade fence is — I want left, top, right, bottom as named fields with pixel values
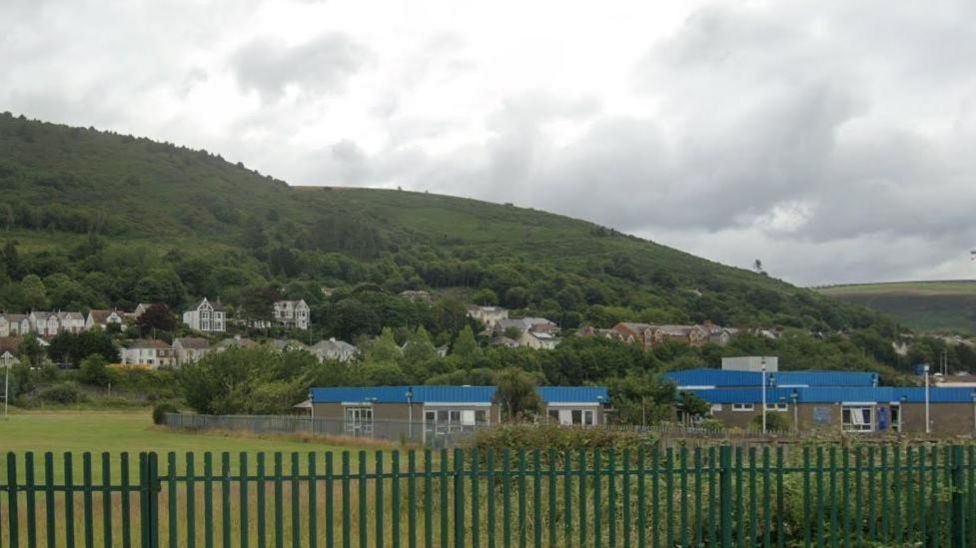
left=2, top=444, right=975, bottom=547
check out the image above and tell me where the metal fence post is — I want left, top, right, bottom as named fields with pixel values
left=719, top=446, right=733, bottom=548
left=139, top=452, right=161, bottom=548
left=952, top=445, right=966, bottom=548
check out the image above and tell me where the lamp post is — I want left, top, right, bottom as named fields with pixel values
left=924, top=364, right=931, bottom=434
left=971, top=391, right=976, bottom=437
left=406, top=386, right=414, bottom=441
left=791, top=389, right=799, bottom=432
left=761, top=358, right=768, bottom=434
left=309, top=390, right=315, bottom=435
left=899, top=395, right=907, bottom=434
left=3, top=363, right=8, bottom=419
left=597, top=395, right=606, bottom=426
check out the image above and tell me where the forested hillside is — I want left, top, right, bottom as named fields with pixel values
left=2, top=113, right=957, bottom=377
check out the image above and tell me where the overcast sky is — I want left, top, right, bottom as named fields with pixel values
left=4, top=0, right=976, bottom=286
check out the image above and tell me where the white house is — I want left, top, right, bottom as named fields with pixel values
left=273, top=300, right=310, bottom=330
left=182, top=298, right=226, bottom=333
left=57, top=311, right=86, bottom=334
left=172, top=337, right=211, bottom=366
left=0, top=314, right=28, bottom=337
left=120, top=339, right=174, bottom=368
left=86, top=309, right=125, bottom=331
left=28, top=311, right=60, bottom=337
left=0, top=337, right=20, bottom=367
left=466, top=305, right=509, bottom=329
left=310, top=338, right=358, bottom=362
left=518, top=330, right=561, bottom=350
left=131, top=303, right=154, bottom=320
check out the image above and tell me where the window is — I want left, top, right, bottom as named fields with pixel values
left=583, top=410, right=595, bottom=425
left=732, top=404, right=755, bottom=411
left=475, top=410, right=488, bottom=424
left=461, top=410, right=476, bottom=426
left=841, top=406, right=873, bottom=433
left=765, top=403, right=789, bottom=412
left=710, top=404, right=723, bottom=414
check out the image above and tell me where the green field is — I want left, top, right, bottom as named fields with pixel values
left=819, top=280, right=976, bottom=333
left=0, top=410, right=380, bottom=482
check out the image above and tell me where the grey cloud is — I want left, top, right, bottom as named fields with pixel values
left=230, top=34, right=371, bottom=102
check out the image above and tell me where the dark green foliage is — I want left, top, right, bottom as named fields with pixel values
left=136, top=303, right=177, bottom=334
left=79, top=354, right=111, bottom=387
left=48, top=330, right=119, bottom=367
left=35, top=382, right=87, bottom=404
left=152, top=402, right=179, bottom=424
left=751, top=411, right=791, bottom=432
left=493, top=368, right=544, bottom=422
left=468, top=424, right=653, bottom=452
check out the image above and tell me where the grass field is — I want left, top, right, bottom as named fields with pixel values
left=818, top=280, right=976, bottom=333
left=0, top=409, right=384, bottom=482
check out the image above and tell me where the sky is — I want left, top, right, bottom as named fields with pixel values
left=3, top=0, right=976, bottom=286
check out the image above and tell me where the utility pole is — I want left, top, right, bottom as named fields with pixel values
left=3, top=363, right=9, bottom=419
left=924, top=364, right=931, bottom=435
left=761, top=357, right=768, bottom=434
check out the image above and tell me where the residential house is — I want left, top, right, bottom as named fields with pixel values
left=0, top=314, right=30, bottom=337
left=651, top=325, right=710, bottom=347
left=57, top=311, right=86, bottom=334
left=131, top=303, right=154, bottom=320
left=612, top=322, right=656, bottom=350
left=0, top=337, right=21, bottom=367
left=489, top=336, right=520, bottom=348
left=273, top=300, right=310, bottom=330
left=214, top=336, right=257, bottom=351
left=466, top=305, right=509, bottom=329
left=120, top=339, right=174, bottom=368
left=575, top=326, right=621, bottom=340
left=172, top=337, right=211, bottom=366
left=310, top=338, right=358, bottom=362
left=269, top=339, right=308, bottom=353
left=85, top=309, right=125, bottom=331
left=28, top=311, right=60, bottom=338
left=182, top=298, right=226, bottom=333
left=518, top=330, right=560, bottom=350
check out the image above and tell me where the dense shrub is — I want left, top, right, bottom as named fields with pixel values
left=35, top=382, right=87, bottom=404
left=467, top=424, right=655, bottom=453
left=152, top=401, right=179, bottom=425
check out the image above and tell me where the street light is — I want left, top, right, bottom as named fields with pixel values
left=308, top=390, right=315, bottom=436
left=406, top=386, right=414, bottom=440
left=971, top=391, right=976, bottom=437
left=791, top=389, right=799, bottom=432
left=924, top=364, right=931, bottom=434
left=761, top=357, right=767, bottom=434
left=899, top=395, right=907, bottom=433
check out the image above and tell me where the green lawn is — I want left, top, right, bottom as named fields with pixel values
left=0, top=409, right=383, bottom=482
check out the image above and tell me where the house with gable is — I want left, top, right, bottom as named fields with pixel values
left=273, top=299, right=310, bottom=330
left=120, top=339, right=174, bottom=368
left=28, top=311, right=61, bottom=337
left=86, top=309, right=125, bottom=331
left=0, top=337, right=21, bottom=367
left=172, top=337, right=211, bottom=366
left=311, top=338, right=358, bottom=362
left=0, top=314, right=30, bottom=337
left=466, top=305, right=509, bottom=329
left=57, top=311, right=86, bottom=334
left=182, top=298, right=226, bottom=333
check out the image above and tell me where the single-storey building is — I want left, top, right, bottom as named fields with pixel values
left=539, top=386, right=609, bottom=426
left=309, top=384, right=611, bottom=443
left=666, top=368, right=976, bottom=435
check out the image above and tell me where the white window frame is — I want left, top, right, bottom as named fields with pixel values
left=710, top=404, right=723, bottom=414
left=764, top=403, right=789, bottom=412
left=841, top=406, right=873, bottom=433
left=731, top=403, right=755, bottom=412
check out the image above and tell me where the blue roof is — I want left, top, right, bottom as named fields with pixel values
left=310, top=386, right=496, bottom=404
left=311, top=385, right=610, bottom=405
left=537, top=386, right=608, bottom=404
left=681, top=386, right=976, bottom=404
left=664, top=368, right=878, bottom=388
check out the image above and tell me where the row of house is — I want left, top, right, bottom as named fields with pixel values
left=183, top=298, right=310, bottom=333
left=466, top=306, right=563, bottom=350
left=306, top=385, right=609, bottom=443
left=0, top=309, right=131, bottom=338
left=664, top=357, right=976, bottom=435
left=118, top=336, right=358, bottom=368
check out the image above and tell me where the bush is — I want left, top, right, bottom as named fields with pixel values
left=36, top=382, right=87, bottom=404
left=751, top=411, right=792, bottom=432
left=467, top=424, right=654, bottom=453
left=152, top=402, right=180, bottom=425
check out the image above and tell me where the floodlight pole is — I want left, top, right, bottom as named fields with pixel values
left=406, top=387, right=414, bottom=441
left=924, top=364, right=931, bottom=434
left=761, top=358, right=767, bottom=434
left=3, top=364, right=8, bottom=419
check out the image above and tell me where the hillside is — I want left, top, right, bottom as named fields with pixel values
left=819, top=281, right=976, bottom=334
left=0, top=113, right=893, bottom=344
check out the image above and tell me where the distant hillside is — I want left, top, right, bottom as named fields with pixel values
left=819, top=280, right=976, bottom=334
left=0, top=113, right=892, bottom=340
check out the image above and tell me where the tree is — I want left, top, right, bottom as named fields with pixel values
left=239, top=285, right=280, bottom=324
left=18, top=334, right=45, bottom=368
left=451, top=325, right=481, bottom=359
left=493, top=368, right=542, bottom=422
left=606, top=375, right=676, bottom=426
left=675, top=391, right=711, bottom=425
left=20, top=274, right=48, bottom=310
left=137, top=303, right=177, bottom=333
left=472, top=288, right=498, bottom=306
left=79, top=354, right=111, bottom=386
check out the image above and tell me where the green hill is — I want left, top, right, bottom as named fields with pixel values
left=0, top=113, right=891, bottom=340
left=819, top=281, right=976, bottom=334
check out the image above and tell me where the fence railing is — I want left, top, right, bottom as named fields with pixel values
left=3, top=445, right=976, bottom=547
left=162, top=413, right=490, bottom=447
